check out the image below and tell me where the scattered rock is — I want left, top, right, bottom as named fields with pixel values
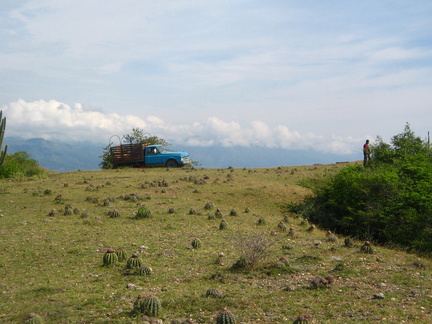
left=373, top=293, right=385, bottom=299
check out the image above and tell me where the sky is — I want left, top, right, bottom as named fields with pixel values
left=1, top=0, right=432, bottom=156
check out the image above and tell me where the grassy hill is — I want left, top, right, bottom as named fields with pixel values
left=1, top=164, right=431, bottom=323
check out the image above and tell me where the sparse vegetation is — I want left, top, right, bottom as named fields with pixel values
left=1, top=163, right=432, bottom=322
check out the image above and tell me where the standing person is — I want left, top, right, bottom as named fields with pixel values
left=363, top=139, right=371, bottom=166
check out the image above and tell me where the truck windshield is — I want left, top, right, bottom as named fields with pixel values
left=158, top=146, right=168, bottom=153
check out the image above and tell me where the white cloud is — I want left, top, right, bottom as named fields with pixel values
left=2, top=99, right=363, bottom=154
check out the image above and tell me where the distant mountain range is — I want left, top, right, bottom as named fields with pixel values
left=4, top=136, right=359, bottom=172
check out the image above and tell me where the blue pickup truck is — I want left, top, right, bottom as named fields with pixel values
left=110, top=143, right=190, bottom=168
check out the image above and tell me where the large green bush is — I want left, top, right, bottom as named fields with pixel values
left=0, top=151, right=45, bottom=179
left=291, top=124, right=432, bottom=254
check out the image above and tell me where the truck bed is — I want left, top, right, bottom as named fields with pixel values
left=110, top=144, right=144, bottom=163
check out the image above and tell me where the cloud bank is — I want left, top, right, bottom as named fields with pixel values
left=2, top=99, right=363, bottom=154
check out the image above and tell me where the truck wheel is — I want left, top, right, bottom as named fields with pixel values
left=165, top=159, right=178, bottom=168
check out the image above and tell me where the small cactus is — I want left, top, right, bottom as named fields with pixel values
left=135, top=206, right=151, bottom=219
left=229, top=209, right=238, bottom=216
left=108, top=209, right=121, bottom=218
left=191, top=238, right=201, bottom=249
left=215, top=252, right=225, bottom=265
left=360, top=241, right=374, bottom=254
left=168, top=207, right=176, bottom=214
left=115, top=249, right=127, bottom=262
left=138, top=266, right=153, bottom=276
left=278, top=221, right=287, bottom=232
left=24, top=313, right=44, bottom=324
left=64, top=206, right=73, bottom=216
left=189, top=208, right=196, bottom=215
left=215, top=209, right=223, bottom=218
left=219, top=219, right=228, bottom=230
left=204, top=202, right=214, bottom=209
left=216, top=307, right=236, bottom=324
left=293, top=314, right=313, bottom=323
left=288, top=227, right=296, bottom=237
left=103, top=248, right=118, bottom=266
left=326, top=234, right=338, bottom=242
left=257, top=217, right=266, bottom=225
left=127, top=253, right=143, bottom=269
left=206, top=288, right=223, bottom=298
left=344, top=238, right=354, bottom=247
left=133, top=294, right=162, bottom=317
left=244, top=207, right=251, bottom=213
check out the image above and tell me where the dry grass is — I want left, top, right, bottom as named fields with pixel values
left=0, top=163, right=431, bottom=323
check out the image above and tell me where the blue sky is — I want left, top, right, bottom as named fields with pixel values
left=1, top=0, right=432, bottom=155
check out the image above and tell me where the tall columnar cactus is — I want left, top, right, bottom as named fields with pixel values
left=103, top=248, right=118, bottom=266
left=216, top=308, right=236, bottom=324
left=133, top=294, right=162, bottom=317
left=0, top=110, right=7, bottom=168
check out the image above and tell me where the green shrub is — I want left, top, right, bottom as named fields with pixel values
left=291, top=124, right=432, bottom=254
left=0, top=151, right=45, bottom=179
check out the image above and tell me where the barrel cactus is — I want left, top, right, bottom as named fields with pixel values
left=103, top=248, right=118, bottom=266
left=64, top=206, right=73, bottom=216
left=138, top=266, right=153, bottom=276
left=204, top=202, right=214, bottom=210
left=189, top=208, right=196, bottom=215
left=115, top=248, right=127, bottom=262
left=135, top=206, right=151, bottom=219
left=206, top=288, right=223, bottom=298
left=215, top=209, right=223, bottom=218
left=216, top=307, right=236, bottom=324
left=229, top=209, right=238, bottom=216
left=219, top=219, right=228, bottom=230
left=293, top=314, right=313, bottom=323
left=127, top=253, right=143, bottom=269
left=191, top=238, right=201, bottom=249
left=257, top=217, right=266, bottom=225
left=360, top=241, right=374, bottom=254
left=278, top=221, right=287, bottom=232
left=24, top=313, right=44, bottom=324
left=133, top=294, right=162, bottom=317
left=108, top=209, right=120, bottom=218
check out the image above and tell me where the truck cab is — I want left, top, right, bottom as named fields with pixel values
left=144, top=145, right=190, bottom=167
